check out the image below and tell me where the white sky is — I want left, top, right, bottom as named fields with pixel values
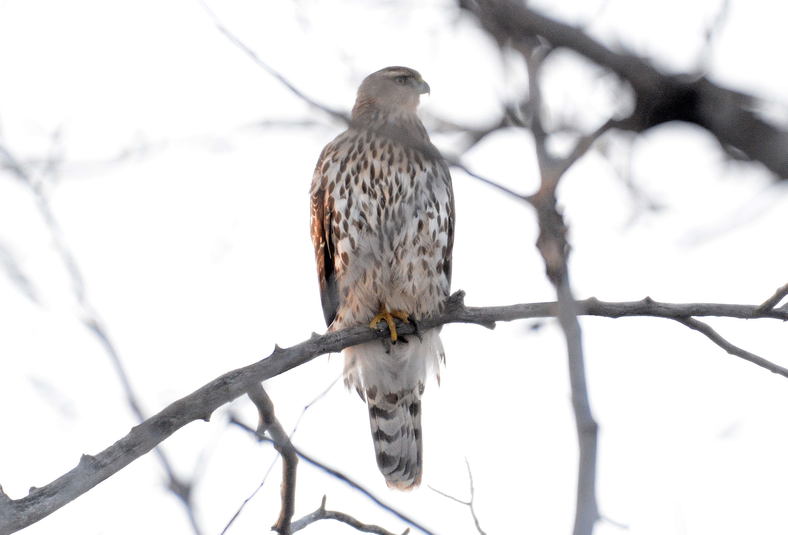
left=1, top=0, right=787, bottom=534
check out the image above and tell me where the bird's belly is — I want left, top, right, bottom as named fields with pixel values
left=335, top=206, right=449, bottom=326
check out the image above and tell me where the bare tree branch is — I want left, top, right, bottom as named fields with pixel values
left=517, top=35, right=600, bottom=535
left=520, top=41, right=551, bottom=171
left=457, top=5, right=788, bottom=530
left=758, top=282, right=788, bottom=312
left=291, top=496, right=408, bottom=535
left=247, top=384, right=298, bottom=534
left=221, top=376, right=340, bottom=533
left=218, top=425, right=279, bottom=535
left=460, top=0, right=788, bottom=179
left=554, top=278, right=599, bottom=535
left=446, top=157, right=530, bottom=202
left=231, top=420, right=432, bottom=535
left=553, top=117, right=620, bottom=178
left=0, top=292, right=785, bottom=534
left=0, top=242, right=39, bottom=303
left=0, top=142, right=203, bottom=534
left=424, top=112, right=511, bottom=154
left=198, top=0, right=349, bottom=125
left=428, top=459, right=486, bottom=535
left=675, top=316, right=788, bottom=375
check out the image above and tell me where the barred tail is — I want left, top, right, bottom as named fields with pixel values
left=366, top=388, right=422, bottom=490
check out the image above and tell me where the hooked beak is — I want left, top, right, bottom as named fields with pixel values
left=417, top=79, right=431, bottom=95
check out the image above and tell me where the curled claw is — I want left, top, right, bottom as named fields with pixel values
left=369, top=308, right=411, bottom=342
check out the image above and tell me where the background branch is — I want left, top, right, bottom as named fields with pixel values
left=219, top=376, right=341, bottom=534
left=199, top=1, right=349, bottom=125
left=517, top=29, right=600, bottom=535
left=0, top=142, right=203, bottom=535
left=231, top=420, right=432, bottom=535
left=247, top=384, right=298, bottom=534
left=428, top=459, right=487, bottom=535
left=460, top=0, right=788, bottom=179
left=290, top=496, right=408, bottom=535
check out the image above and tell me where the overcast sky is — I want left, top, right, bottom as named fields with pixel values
left=1, top=1, right=787, bottom=534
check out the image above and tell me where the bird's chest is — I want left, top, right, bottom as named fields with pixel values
left=330, top=158, right=439, bottom=261
left=319, top=135, right=451, bottom=321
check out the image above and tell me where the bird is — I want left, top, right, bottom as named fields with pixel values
left=309, top=66, right=454, bottom=489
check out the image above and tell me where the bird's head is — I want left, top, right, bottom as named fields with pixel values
left=353, top=66, right=430, bottom=116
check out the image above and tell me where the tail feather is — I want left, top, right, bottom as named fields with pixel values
left=367, top=388, right=422, bottom=489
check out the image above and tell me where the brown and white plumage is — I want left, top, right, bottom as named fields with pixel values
left=310, top=66, right=454, bottom=489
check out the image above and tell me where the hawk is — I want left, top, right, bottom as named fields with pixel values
left=310, top=66, right=454, bottom=489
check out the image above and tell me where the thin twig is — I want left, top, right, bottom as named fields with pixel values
left=291, top=496, right=408, bottom=535
left=463, top=460, right=485, bottom=535
left=446, top=157, right=531, bottom=203
left=521, top=41, right=552, bottom=173
left=428, top=459, right=487, bottom=535
left=247, top=385, right=298, bottom=534
left=425, top=112, right=511, bottom=154
left=553, top=118, right=620, bottom=178
left=199, top=0, right=349, bottom=124
left=220, top=376, right=340, bottom=533
left=675, top=317, right=788, bottom=377
left=231, top=420, right=433, bottom=535
left=0, top=142, right=203, bottom=535
left=0, top=242, right=39, bottom=303
left=757, top=283, right=788, bottom=312
left=218, top=427, right=280, bottom=535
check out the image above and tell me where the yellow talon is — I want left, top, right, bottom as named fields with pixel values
left=369, top=308, right=410, bottom=342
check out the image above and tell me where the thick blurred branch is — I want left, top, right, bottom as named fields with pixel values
left=519, top=37, right=600, bottom=535
left=460, top=0, right=788, bottom=179
left=1, top=290, right=785, bottom=534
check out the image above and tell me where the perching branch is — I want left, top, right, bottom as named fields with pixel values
left=0, top=291, right=785, bottom=534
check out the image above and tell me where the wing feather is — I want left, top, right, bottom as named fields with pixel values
left=435, top=154, right=455, bottom=287
left=310, top=153, right=339, bottom=327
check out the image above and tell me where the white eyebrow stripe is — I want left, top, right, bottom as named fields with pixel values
left=386, top=69, right=416, bottom=78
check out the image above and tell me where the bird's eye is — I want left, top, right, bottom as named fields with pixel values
left=394, top=75, right=409, bottom=85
